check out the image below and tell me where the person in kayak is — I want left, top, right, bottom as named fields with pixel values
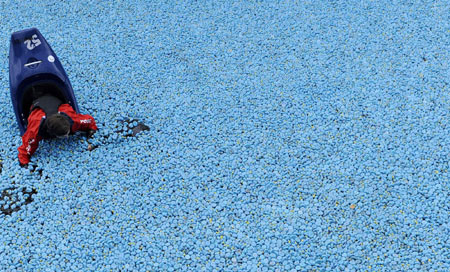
left=18, top=93, right=97, bottom=166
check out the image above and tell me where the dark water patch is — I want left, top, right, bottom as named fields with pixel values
left=0, top=187, right=37, bottom=216
left=116, top=119, right=149, bottom=137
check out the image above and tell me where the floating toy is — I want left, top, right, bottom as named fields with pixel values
left=9, top=28, right=79, bottom=135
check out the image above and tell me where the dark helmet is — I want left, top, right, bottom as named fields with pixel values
left=46, top=113, right=70, bottom=138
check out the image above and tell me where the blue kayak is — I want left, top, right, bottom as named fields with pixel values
left=9, top=28, right=79, bottom=135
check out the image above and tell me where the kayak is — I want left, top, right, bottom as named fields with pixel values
left=9, top=28, right=79, bottom=135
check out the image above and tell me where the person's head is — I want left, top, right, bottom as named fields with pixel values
left=46, top=114, right=70, bottom=138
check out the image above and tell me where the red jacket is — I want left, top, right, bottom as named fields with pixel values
left=18, top=104, right=98, bottom=165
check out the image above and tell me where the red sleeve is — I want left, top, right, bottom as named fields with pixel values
left=18, top=110, right=44, bottom=165
left=58, top=104, right=98, bottom=132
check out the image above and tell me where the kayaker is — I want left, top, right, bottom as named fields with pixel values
left=18, top=93, right=98, bottom=166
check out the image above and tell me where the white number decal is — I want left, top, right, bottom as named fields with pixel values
left=24, top=34, right=42, bottom=50
left=24, top=39, right=33, bottom=50
left=31, top=34, right=41, bottom=47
